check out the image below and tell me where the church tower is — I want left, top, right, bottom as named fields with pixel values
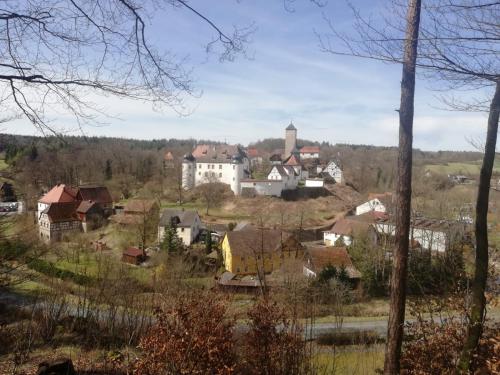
left=284, top=122, right=297, bottom=157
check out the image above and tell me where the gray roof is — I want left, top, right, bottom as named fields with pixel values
left=159, top=209, right=199, bottom=228
left=191, top=144, right=247, bottom=164
left=286, top=122, right=297, bottom=130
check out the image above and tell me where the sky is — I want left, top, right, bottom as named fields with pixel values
left=3, top=0, right=493, bottom=151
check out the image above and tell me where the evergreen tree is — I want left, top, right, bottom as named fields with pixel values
left=105, top=159, right=113, bottom=180
left=161, top=221, right=183, bottom=253
left=205, top=229, right=213, bottom=254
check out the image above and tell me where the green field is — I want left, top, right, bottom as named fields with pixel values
left=425, top=158, right=500, bottom=176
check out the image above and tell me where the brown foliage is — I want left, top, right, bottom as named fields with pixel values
left=134, top=291, right=237, bottom=375
left=243, top=298, right=307, bottom=375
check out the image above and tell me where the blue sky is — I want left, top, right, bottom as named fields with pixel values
left=4, top=0, right=492, bottom=151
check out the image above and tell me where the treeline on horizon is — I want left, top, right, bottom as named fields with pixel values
left=0, top=133, right=485, bottom=204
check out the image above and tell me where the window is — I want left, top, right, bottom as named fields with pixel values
left=198, top=172, right=201, bottom=176
left=233, top=177, right=235, bottom=181
left=199, top=164, right=202, bottom=168
left=204, top=172, right=208, bottom=177
left=181, top=228, right=184, bottom=232
left=219, top=164, right=222, bottom=169
left=219, top=173, right=222, bottom=178
left=232, top=165, right=235, bottom=170
left=241, top=256, right=245, bottom=261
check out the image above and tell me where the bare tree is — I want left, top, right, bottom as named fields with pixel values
left=198, top=174, right=225, bottom=215
left=319, top=1, right=499, bottom=371
left=0, top=0, right=252, bottom=134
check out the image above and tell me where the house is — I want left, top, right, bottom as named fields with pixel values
left=37, top=184, right=78, bottom=221
left=112, top=199, right=159, bottom=226
left=299, top=146, right=320, bottom=160
left=182, top=144, right=250, bottom=195
left=163, top=151, right=175, bottom=169
left=355, top=192, right=393, bottom=216
left=269, top=152, right=283, bottom=165
left=246, top=148, right=264, bottom=167
left=122, top=247, right=146, bottom=265
left=374, top=216, right=467, bottom=252
left=221, top=229, right=304, bottom=275
left=76, top=185, right=113, bottom=216
left=76, top=200, right=105, bottom=232
left=323, top=212, right=384, bottom=246
left=283, top=153, right=306, bottom=179
left=303, top=246, right=361, bottom=284
left=267, top=165, right=299, bottom=190
left=39, top=202, right=81, bottom=242
left=158, top=209, right=201, bottom=246
left=322, top=161, right=344, bottom=184
left=0, top=182, right=16, bottom=202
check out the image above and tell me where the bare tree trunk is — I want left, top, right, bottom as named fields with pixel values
left=457, top=81, right=500, bottom=373
left=383, top=0, right=421, bottom=373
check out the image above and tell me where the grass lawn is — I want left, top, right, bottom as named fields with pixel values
left=313, top=345, right=384, bottom=374
left=0, top=158, right=8, bottom=171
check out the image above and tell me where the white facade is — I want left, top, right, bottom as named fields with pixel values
left=374, top=222, right=449, bottom=252
left=305, top=178, right=324, bottom=188
left=158, top=216, right=201, bottom=246
left=267, top=166, right=299, bottom=190
left=182, top=157, right=249, bottom=196
left=355, top=198, right=387, bottom=216
left=240, top=180, right=284, bottom=197
left=323, top=231, right=353, bottom=246
left=300, top=151, right=320, bottom=159
left=324, top=161, right=343, bottom=184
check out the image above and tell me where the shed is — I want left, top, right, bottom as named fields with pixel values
left=122, top=247, right=146, bottom=265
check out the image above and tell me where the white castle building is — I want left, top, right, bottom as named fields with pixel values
left=182, top=144, right=250, bottom=195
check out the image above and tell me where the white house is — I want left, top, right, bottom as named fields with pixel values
left=267, top=165, right=299, bottom=190
left=158, top=209, right=201, bottom=246
left=355, top=193, right=393, bottom=216
left=374, top=217, right=465, bottom=252
left=323, top=161, right=343, bottom=184
left=299, top=146, right=320, bottom=160
left=182, top=144, right=250, bottom=195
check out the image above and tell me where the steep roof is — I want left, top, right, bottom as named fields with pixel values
left=284, top=154, right=301, bottom=167
left=328, top=216, right=371, bottom=236
left=77, top=186, right=113, bottom=204
left=306, top=247, right=361, bottom=279
left=286, top=122, right=297, bottom=130
left=43, top=202, right=80, bottom=223
left=39, top=184, right=77, bottom=204
left=300, top=146, right=320, bottom=153
left=124, top=199, right=157, bottom=213
left=159, top=209, right=199, bottom=228
left=191, top=144, right=246, bottom=163
left=225, top=229, right=298, bottom=257
left=76, top=200, right=101, bottom=214
left=164, top=151, right=174, bottom=161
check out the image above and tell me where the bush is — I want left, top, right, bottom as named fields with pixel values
left=316, top=330, right=383, bottom=346
left=27, top=258, right=93, bottom=286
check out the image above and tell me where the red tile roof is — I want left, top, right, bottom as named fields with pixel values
left=246, top=148, right=260, bottom=158
left=76, top=200, right=99, bottom=214
left=284, top=154, right=301, bottom=166
left=39, top=184, right=77, bottom=204
left=300, top=146, right=320, bottom=153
